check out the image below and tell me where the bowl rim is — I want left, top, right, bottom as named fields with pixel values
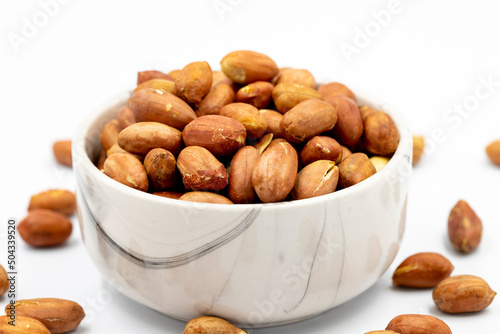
left=73, top=88, right=412, bottom=212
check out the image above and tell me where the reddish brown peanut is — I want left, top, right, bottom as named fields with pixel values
left=118, top=121, right=182, bottom=156
left=259, top=109, right=284, bottom=138
left=117, top=105, right=136, bottom=130
left=228, top=146, right=260, bottom=204
left=292, top=160, right=339, bottom=200
left=96, top=149, right=106, bottom=171
left=220, top=50, right=279, bottom=84
left=182, top=115, right=247, bottom=156
left=272, top=82, right=322, bottom=114
left=252, top=140, right=298, bottom=203
left=386, top=314, right=452, bottom=334
left=448, top=200, right=482, bottom=253
left=236, top=81, right=274, bottom=109
left=133, top=78, right=176, bottom=95
left=107, top=142, right=144, bottom=160
left=152, top=191, right=184, bottom=199
left=18, top=209, right=72, bottom=247
left=340, top=145, right=352, bottom=161
left=182, top=316, right=246, bottom=334
left=53, top=140, right=72, bottom=167
left=220, top=103, right=268, bottom=139
left=197, top=83, right=235, bottom=116
left=10, top=298, right=85, bottom=334
left=317, top=82, right=357, bottom=102
left=280, top=99, right=337, bottom=143
left=359, top=105, right=377, bottom=122
left=100, top=118, right=121, bottom=151
left=0, top=315, right=51, bottom=334
left=179, top=192, right=234, bottom=204
left=144, top=148, right=177, bottom=190
left=338, top=153, right=376, bottom=189
left=168, top=69, right=181, bottom=80
left=275, top=68, right=316, bottom=88
left=211, top=70, right=234, bottom=89
left=325, top=95, right=363, bottom=148
left=128, top=88, right=197, bottom=130
left=365, top=331, right=400, bottom=334
left=175, top=61, right=213, bottom=107
left=486, top=140, right=500, bottom=166
left=412, top=135, right=425, bottom=166
left=0, top=265, right=8, bottom=296
left=392, top=252, right=454, bottom=288
left=137, top=70, right=172, bottom=85
left=28, top=189, right=76, bottom=216
left=104, top=153, right=149, bottom=192
left=300, top=136, right=342, bottom=166
left=363, top=111, right=400, bottom=156
left=433, top=275, right=496, bottom=313
left=177, top=146, right=229, bottom=191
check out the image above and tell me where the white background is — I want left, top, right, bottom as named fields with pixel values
left=1, top=0, right=499, bottom=333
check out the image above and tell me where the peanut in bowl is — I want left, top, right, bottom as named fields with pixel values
left=73, top=87, right=411, bottom=328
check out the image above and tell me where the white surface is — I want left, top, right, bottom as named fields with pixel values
left=0, top=0, right=499, bottom=333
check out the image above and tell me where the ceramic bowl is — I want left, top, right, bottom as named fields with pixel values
left=73, top=90, right=412, bottom=328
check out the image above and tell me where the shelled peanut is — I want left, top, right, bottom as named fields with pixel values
left=96, top=50, right=401, bottom=204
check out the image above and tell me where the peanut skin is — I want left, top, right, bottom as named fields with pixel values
left=338, top=153, right=376, bottom=189
left=252, top=140, right=298, bottom=203
left=392, top=252, right=454, bottom=288
left=448, top=200, right=482, bottom=253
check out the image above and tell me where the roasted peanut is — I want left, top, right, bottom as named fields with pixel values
left=220, top=50, right=278, bottom=84
left=177, top=146, right=229, bottom=191
left=144, top=148, right=177, bottom=190
left=197, top=83, right=235, bottom=116
left=53, top=140, right=72, bottom=167
left=338, top=153, right=376, bottom=188
left=280, top=99, right=337, bottom=143
left=448, top=200, right=482, bottom=253
left=228, top=146, right=260, bottom=204
left=236, top=81, right=274, bottom=109
left=182, top=115, right=246, bottom=156
left=118, top=121, right=182, bottom=156
left=300, top=136, right=342, bottom=166
left=392, top=252, right=454, bottom=288
left=433, top=275, right=496, bottom=313
left=292, top=160, right=339, bottom=200
left=18, top=209, right=72, bottom=247
left=103, top=153, right=149, bottom=192
left=28, top=189, right=76, bottom=216
left=252, top=139, right=298, bottom=203
left=175, top=61, right=213, bottom=107
left=129, top=88, right=197, bottom=130
left=220, top=103, right=268, bottom=139
left=272, top=82, right=321, bottom=114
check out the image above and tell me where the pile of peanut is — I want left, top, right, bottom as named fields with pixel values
left=97, top=50, right=401, bottom=204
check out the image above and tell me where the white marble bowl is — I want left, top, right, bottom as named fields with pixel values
left=73, top=90, right=412, bottom=328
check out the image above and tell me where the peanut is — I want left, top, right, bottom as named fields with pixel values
left=18, top=209, right=72, bottom=247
